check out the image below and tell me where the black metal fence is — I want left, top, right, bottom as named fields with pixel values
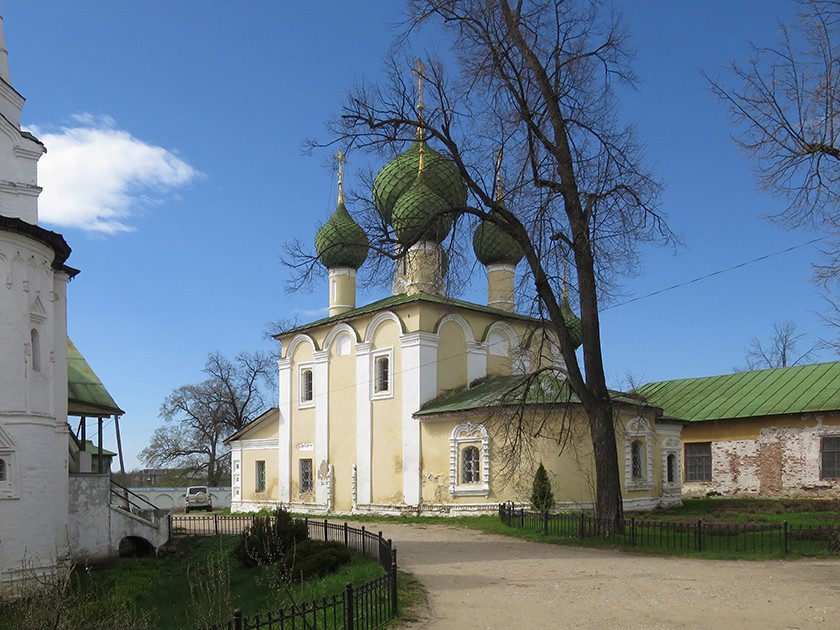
left=498, top=503, right=840, bottom=555
left=171, top=515, right=398, bottom=630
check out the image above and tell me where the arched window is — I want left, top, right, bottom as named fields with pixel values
left=666, top=453, right=676, bottom=483
left=301, top=368, right=313, bottom=403
left=631, top=440, right=644, bottom=479
left=0, top=458, right=6, bottom=481
left=461, top=446, right=480, bottom=484
left=30, top=328, right=40, bottom=372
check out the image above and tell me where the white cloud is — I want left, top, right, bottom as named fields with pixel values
left=30, top=115, right=200, bottom=234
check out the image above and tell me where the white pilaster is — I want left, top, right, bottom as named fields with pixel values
left=399, top=331, right=439, bottom=506
left=355, top=342, right=372, bottom=506
left=313, top=350, right=329, bottom=506
left=277, top=358, right=292, bottom=504
left=466, top=340, right=487, bottom=386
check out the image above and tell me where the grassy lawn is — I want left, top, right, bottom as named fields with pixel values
left=0, top=535, right=385, bottom=630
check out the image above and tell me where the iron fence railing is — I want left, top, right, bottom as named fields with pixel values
left=498, top=502, right=840, bottom=556
left=171, top=515, right=398, bottom=630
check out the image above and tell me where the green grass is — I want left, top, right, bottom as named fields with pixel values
left=0, top=535, right=386, bottom=630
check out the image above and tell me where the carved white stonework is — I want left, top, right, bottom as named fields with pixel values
left=624, top=417, right=654, bottom=492
left=449, top=422, right=490, bottom=497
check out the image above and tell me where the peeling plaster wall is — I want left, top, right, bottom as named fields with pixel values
left=684, top=415, right=840, bottom=497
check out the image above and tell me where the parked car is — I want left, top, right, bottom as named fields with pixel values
left=184, top=486, right=212, bottom=512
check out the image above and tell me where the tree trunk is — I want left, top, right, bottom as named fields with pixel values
left=586, top=397, right=623, bottom=532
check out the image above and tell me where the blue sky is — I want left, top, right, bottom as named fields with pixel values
left=3, top=1, right=831, bottom=471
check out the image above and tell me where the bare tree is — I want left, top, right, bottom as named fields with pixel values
left=301, top=0, right=674, bottom=528
left=739, top=320, right=817, bottom=370
left=708, top=0, right=840, bottom=285
left=141, top=351, right=275, bottom=485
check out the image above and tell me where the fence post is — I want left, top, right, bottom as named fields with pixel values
left=783, top=520, right=789, bottom=555
left=214, top=513, right=219, bottom=536
left=345, top=582, right=355, bottom=630
left=519, top=508, right=524, bottom=528
left=579, top=513, right=585, bottom=540
left=696, top=519, right=704, bottom=552
left=631, top=517, right=637, bottom=546
left=324, top=519, right=329, bottom=541
left=233, top=608, right=242, bottom=630
left=344, top=521, right=349, bottom=547
left=391, top=547, right=399, bottom=613
left=361, top=526, right=366, bottom=555
left=543, top=511, right=548, bottom=536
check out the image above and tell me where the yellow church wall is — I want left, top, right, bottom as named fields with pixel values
left=244, top=417, right=279, bottom=440
left=289, top=341, right=316, bottom=501
left=240, top=448, right=279, bottom=502
left=436, top=320, right=468, bottom=397
left=369, top=317, right=404, bottom=504
left=327, top=348, right=357, bottom=512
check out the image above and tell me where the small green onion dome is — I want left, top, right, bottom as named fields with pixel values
left=561, top=295, right=583, bottom=349
left=391, top=169, right=454, bottom=245
left=372, top=141, right=467, bottom=224
left=314, top=200, right=369, bottom=269
left=472, top=207, right=524, bottom=266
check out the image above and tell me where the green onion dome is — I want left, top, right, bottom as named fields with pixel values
left=472, top=207, right=524, bottom=266
left=314, top=200, right=369, bottom=269
left=561, top=295, right=583, bottom=349
left=372, top=141, right=467, bottom=224
left=390, top=169, right=454, bottom=245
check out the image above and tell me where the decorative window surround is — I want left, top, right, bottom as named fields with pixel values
left=450, top=423, right=490, bottom=497
left=371, top=348, right=394, bottom=399
left=298, top=363, right=314, bottom=408
left=661, top=437, right=682, bottom=491
left=624, top=417, right=653, bottom=492
left=0, top=426, right=17, bottom=499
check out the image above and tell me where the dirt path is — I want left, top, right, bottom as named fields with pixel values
left=370, top=522, right=840, bottom=629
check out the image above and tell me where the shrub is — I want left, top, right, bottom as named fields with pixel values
left=530, top=462, right=554, bottom=515
left=235, top=508, right=309, bottom=568
left=286, top=540, right=353, bottom=582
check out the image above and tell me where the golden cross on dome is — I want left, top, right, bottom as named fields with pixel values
left=495, top=148, right=504, bottom=201
left=336, top=150, right=346, bottom=204
left=412, top=58, right=427, bottom=140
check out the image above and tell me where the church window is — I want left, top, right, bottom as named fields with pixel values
left=255, top=460, right=266, bottom=492
left=371, top=350, right=393, bottom=398
left=300, top=458, right=313, bottom=493
left=631, top=440, right=645, bottom=479
left=461, top=446, right=480, bottom=484
left=685, top=442, right=712, bottom=482
left=300, top=368, right=313, bottom=403
left=821, top=437, right=840, bottom=479
left=30, top=328, right=40, bottom=372
left=666, top=453, right=676, bottom=483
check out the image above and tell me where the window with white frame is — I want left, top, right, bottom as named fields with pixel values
left=371, top=349, right=393, bottom=398
left=624, top=418, right=653, bottom=491
left=450, top=423, right=490, bottom=497
left=0, top=451, right=17, bottom=499
left=662, top=437, right=681, bottom=489
left=666, top=454, right=676, bottom=483
left=255, top=460, right=266, bottom=492
left=299, top=365, right=314, bottom=408
left=300, top=458, right=313, bottom=494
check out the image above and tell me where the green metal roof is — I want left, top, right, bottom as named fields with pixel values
left=416, top=373, right=645, bottom=417
left=67, top=338, right=124, bottom=417
left=636, top=361, right=840, bottom=422
left=277, top=291, right=541, bottom=338
left=77, top=440, right=116, bottom=456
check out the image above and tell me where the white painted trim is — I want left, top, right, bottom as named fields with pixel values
left=297, top=363, right=314, bottom=409
left=449, top=422, right=490, bottom=497
left=400, top=331, right=439, bottom=506
left=466, top=341, right=487, bottom=385
left=435, top=313, right=477, bottom=344
left=370, top=347, right=394, bottom=400
left=363, top=310, right=404, bottom=343
left=277, top=358, right=292, bottom=503
left=355, top=342, right=372, bottom=505
left=313, top=350, right=329, bottom=506
left=238, top=438, right=279, bottom=450
left=283, top=334, right=317, bottom=360
left=323, top=322, right=359, bottom=353
left=624, top=417, right=654, bottom=492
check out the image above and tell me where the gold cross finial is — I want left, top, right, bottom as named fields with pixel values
left=412, top=58, right=427, bottom=140
left=562, top=257, right=568, bottom=299
left=336, top=150, right=346, bottom=204
left=495, top=148, right=504, bottom=201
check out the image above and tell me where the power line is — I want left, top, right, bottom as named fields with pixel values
left=601, top=237, right=824, bottom=312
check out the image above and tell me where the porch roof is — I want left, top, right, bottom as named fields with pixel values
left=67, top=338, right=124, bottom=417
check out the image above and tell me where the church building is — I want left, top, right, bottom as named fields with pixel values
left=228, top=81, right=684, bottom=515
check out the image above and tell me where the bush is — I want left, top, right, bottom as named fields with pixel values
left=531, top=462, right=554, bottom=515
left=286, top=540, right=353, bottom=582
left=235, top=508, right=309, bottom=568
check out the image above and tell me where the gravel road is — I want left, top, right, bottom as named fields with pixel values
left=372, top=522, right=840, bottom=630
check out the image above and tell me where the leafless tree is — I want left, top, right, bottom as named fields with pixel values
left=301, top=0, right=675, bottom=528
left=708, top=0, right=840, bottom=286
left=739, top=320, right=817, bottom=370
left=141, top=351, right=275, bottom=485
